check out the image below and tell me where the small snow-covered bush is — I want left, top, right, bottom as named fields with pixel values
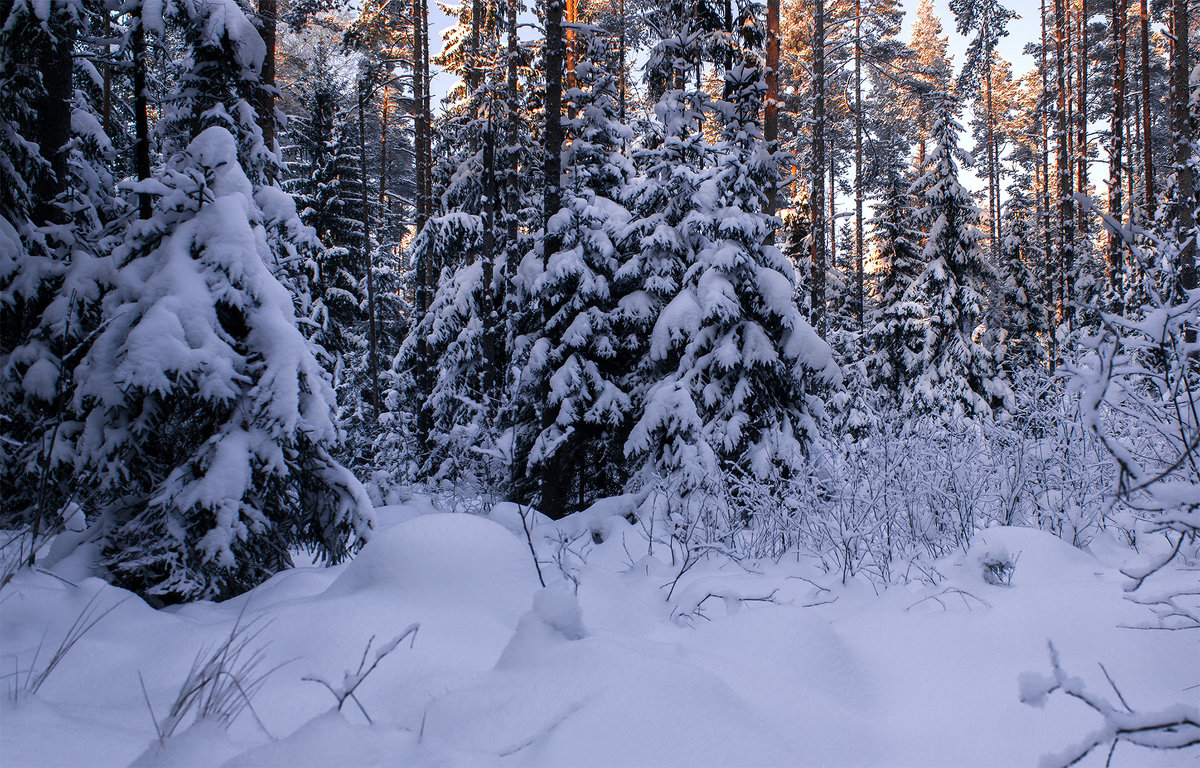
left=653, top=385, right=1119, bottom=587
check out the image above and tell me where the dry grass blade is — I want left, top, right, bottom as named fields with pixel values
left=4, top=592, right=129, bottom=702
left=143, top=605, right=285, bottom=744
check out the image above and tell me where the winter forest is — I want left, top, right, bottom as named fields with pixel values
left=2, top=0, right=1199, bottom=762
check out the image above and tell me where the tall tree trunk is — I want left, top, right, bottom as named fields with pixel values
left=565, top=0, right=577, bottom=90
left=1041, top=0, right=1057, bottom=367
left=853, top=0, right=863, bottom=330
left=133, top=14, right=152, bottom=219
left=766, top=0, right=779, bottom=221
left=1127, top=88, right=1136, bottom=219
left=257, top=0, right=276, bottom=153
left=421, top=0, right=432, bottom=227
left=1076, top=0, right=1088, bottom=237
left=1055, top=0, right=1075, bottom=328
left=811, top=0, right=827, bottom=336
left=480, top=116, right=500, bottom=400
left=1171, top=0, right=1196, bottom=291
left=33, top=0, right=76, bottom=225
left=414, top=0, right=434, bottom=449
left=505, top=0, right=520, bottom=344
left=1108, top=0, right=1126, bottom=310
left=380, top=89, right=388, bottom=217
left=541, top=0, right=566, bottom=516
left=830, top=143, right=836, bottom=273
left=1139, top=0, right=1154, bottom=219
left=985, top=37, right=999, bottom=268
left=359, top=79, right=380, bottom=418
left=24, top=0, right=76, bottom=564
left=467, top=0, right=483, bottom=93
left=618, top=0, right=626, bottom=121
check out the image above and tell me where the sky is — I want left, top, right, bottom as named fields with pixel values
left=424, top=0, right=1048, bottom=106
left=419, top=0, right=1061, bottom=197
left=926, top=0, right=1044, bottom=81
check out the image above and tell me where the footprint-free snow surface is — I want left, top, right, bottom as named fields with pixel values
left=2, top=499, right=1197, bottom=767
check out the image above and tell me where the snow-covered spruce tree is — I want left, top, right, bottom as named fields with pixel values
left=867, top=173, right=926, bottom=399
left=519, top=26, right=636, bottom=512
left=75, top=1, right=372, bottom=603
left=991, top=193, right=1047, bottom=376
left=389, top=146, right=497, bottom=489
left=684, top=63, right=838, bottom=475
left=392, top=217, right=496, bottom=487
left=286, top=43, right=367, bottom=350
left=0, top=0, right=118, bottom=535
left=902, top=94, right=1007, bottom=419
left=388, top=0, right=539, bottom=497
left=618, top=15, right=721, bottom=514
left=626, top=60, right=840, bottom=521
left=283, top=43, right=379, bottom=471
left=156, top=0, right=324, bottom=331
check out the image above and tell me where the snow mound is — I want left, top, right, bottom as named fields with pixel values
left=961, top=526, right=1098, bottom=586
left=327, top=513, right=540, bottom=619
left=498, top=587, right=589, bottom=668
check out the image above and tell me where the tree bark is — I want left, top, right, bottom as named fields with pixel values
left=1076, top=0, right=1088, bottom=237
left=257, top=0, right=276, bottom=153
left=359, top=79, right=380, bottom=418
left=1041, top=0, right=1057, bottom=367
left=1108, top=0, right=1126, bottom=310
left=413, top=0, right=433, bottom=447
left=505, top=0, right=520, bottom=342
left=467, top=0, right=483, bottom=93
left=33, top=0, right=76, bottom=225
left=565, top=0, right=577, bottom=90
left=766, top=0, right=779, bottom=222
left=1171, top=0, right=1195, bottom=291
left=829, top=137, right=836, bottom=275
left=985, top=39, right=999, bottom=269
left=1055, top=0, right=1075, bottom=328
left=810, top=0, right=827, bottom=336
left=133, top=15, right=152, bottom=219
left=1139, top=0, right=1154, bottom=219
left=541, top=0, right=566, bottom=516
left=853, top=0, right=863, bottom=329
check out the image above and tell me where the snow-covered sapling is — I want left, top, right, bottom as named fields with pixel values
left=980, top=547, right=1019, bottom=587
left=302, top=623, right=419, bottom=724
left=1020, top=641, right=1200, bottom=766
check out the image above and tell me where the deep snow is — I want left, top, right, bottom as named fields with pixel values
left=2, top=498, right=1196, bottom=767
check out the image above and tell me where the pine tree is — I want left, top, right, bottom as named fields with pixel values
left=387, top=0, right=537, bottom=493
left=701, top=63, right=839, bottom=470
left=77, top=125, right=372, bottom=603
left=906, top=0, right=954, bottom=169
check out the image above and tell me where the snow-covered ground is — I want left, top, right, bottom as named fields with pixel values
left=2, top=498, right=1196, bottom=767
